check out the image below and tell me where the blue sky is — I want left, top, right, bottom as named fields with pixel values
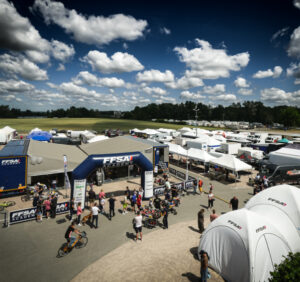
left=0, top=0, right=300, bottom=111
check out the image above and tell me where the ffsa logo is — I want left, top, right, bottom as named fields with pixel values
left=103, top=155, right=133, bottom=166
left=1, top=159, right=21, bottom=165
left=228, top=219, right=242, bottom=230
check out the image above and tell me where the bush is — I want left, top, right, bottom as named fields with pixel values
left=269, top=252, right=300, bottom=281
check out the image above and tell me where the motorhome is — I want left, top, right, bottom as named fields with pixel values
left=265, top=135, right=282, bottom=143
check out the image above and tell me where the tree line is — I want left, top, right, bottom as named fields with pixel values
left=1, top=101, right=300, bottom=127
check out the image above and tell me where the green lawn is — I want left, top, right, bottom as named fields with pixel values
left=0, top=118, right=195, bottom=134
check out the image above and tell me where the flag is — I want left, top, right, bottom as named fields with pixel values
left=63, top=155, right=71, bottom=190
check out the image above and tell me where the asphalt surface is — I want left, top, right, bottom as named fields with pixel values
left=0, top=177, right=253, bottom=282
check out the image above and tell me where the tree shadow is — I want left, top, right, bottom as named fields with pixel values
left=181, top=272, right=200, bottom=281
left=188, top=226, right=200, bottom=233
left=190, top=247, right=200, bottom=261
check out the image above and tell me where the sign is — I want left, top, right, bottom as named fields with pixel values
left=153, top=186, right=165, bottom=196
left=144, top=171, right=153, bottom=198
left=169, top=166, right=196, bottom=181
left=9, top=202, right=70, bottom=224
left=93, top=154, right=137, bottom=168
left=185, top=180, right=196, bottom=190
left=73, top=179, right=86, bottom=206
left=1, top=159, right=21, bottom=165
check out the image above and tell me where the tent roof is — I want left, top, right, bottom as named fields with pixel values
left=209, top=154, right=252, bottom=171
left=27, top=140, right=87, bottom=176
left=278, top=138, right=290, bottom=143
left=30, top=127, right=42, bottom=134
left=167, top=143, right=188, bottom=156
left=87, top=135, right=109, bottom=143
left=2, top=126, right=16, bottom=134
left=187, top=148, right=216, bottom=163
left=27, top=131, right=52, bottom=141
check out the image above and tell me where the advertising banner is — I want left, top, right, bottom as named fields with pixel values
left=63, top=155, right=71, bottom=190
left=9, top=201, right=70, bottom=224
left=144, top=171, right=153, bottom=198
left=73, top=179, right=86, bottom=206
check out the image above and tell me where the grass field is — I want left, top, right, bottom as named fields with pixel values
left=0, top=118, right=194, bottom=134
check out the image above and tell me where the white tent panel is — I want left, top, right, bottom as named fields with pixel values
left=209, top=154, right=252, bottom=172
left=187, top=148, right=217, bottom=163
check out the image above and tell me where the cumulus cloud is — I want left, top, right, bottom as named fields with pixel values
left=142, top=86, right=167, bottom=95
left=32, top=0, right=148, bottom=46
left=50, top=40, right=75, bottom=62
left=0, top=79, right=34, bottom=93
left=287, top=26, right=300, bottom=59
left=165, top=76, right=203, bottom=90
left=238, top=88, right=253, bottom=96
left=57, top=63, right=65, bottom=71
left=261, top=87, right=300, bottom=105
left=82, top=51, right=144, bottom=74
left=0, top=53, right=48, bottom=80
left=214, top=94, right=237, bottom=103
left=160, top=27, right=171, bottom=35
left=180, top=90, right=205, bottom=100
left=136, top=69, right=174, bottom=83
left=174, top=39, right=249, bottom=80
left=252, top=66, right=283, bottom=79
left=155, top=96, right=176, bottom=104
left=234, top=77, right=250, bottom=88
left=202, top=84, right=225, bottom=94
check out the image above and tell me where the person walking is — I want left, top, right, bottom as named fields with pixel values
left=69, top=197, right=75, bottom=221
left=98, top=189, right=105, bottom=207
left=208, top=191, right=214, bottom=209
left=210, top=209, right=218, bottom=222
left=88, top=188, right=96, bottom=207
left=43, top=197, right=51, bottom=219
left=229, top=196, right=239, bottom=211
left=198, top=209, right=205, bottom=233
left=77, top=202, right=82, bottom=226
left=131, top=193, right=137, bottom=213
left=125, top=186, right=131, bottom=201
left=108, top=194, right=116, bottom=220
left=154, top=194, right=161, bottom=210
left=122, top=197, right=128, bottom=214
left=50, top=194, right=57, bottom=218
left=36, top=197, right=43, bottom=222
left=162, top=202, right=169, bottom=229
left=100, top=197, right=106, bottom=214
left=134, top=210, right=143, bottom=241
left=198, top=179, right=203, bottom=195
left=91, top=202, right=100, bottom=228
left=136, top=194, right=142, bottom=211
left=199, top=250, right=209, bottom=282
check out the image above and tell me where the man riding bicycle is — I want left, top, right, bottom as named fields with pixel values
left=65, top=220, right=80, bottom=248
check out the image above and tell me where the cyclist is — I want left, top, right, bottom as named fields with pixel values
left=65, top=220, right=80, bottom=248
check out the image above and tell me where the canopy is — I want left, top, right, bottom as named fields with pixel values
left=167, top=143, right=188, bottom=157
left=245, top=184, right=300, bottom=244
left=29, top=127, right=42, bottom=134
left=87, top=135, right=109, bottom=143
left=187, top=148, right=216, bottom=163
left=27, top=131, right=52, bottom=141
left=209, top=154, right=252, bottom=172
left=277, top=138, right=290, bottom=143
left=2, top=126, right=15, bottom=134
left=199, top=209, right=292, bottom=282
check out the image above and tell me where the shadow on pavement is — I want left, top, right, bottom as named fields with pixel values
left=200, top=204, right=208, bottom=209
left=190, top=247, right=199, bottom=261
left=56, top=218, right=67, bottom=224
left=188, top=226, right=200, bottom=233
left=182, top=272, right=200, bottom=281
left=126, top=232, right=136, bottom=241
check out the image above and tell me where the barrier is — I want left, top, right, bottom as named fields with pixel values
left=153, top=179, right=197, bottom=196
left=169, top=167, right=196, bottom=181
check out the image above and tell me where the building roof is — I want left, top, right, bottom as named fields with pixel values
left=27, top=140, right=87, bottom=176
left=124, top=135, right=167, bottom=147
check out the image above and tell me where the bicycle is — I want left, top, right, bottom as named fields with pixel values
left=21, top=186, right=35, bottom=202
left=0, top=200, right=16, bottom=211
left=57, top=231, right=88, bottom=257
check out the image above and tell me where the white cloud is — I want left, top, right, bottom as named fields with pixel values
left=82, top=51, right=144, bottom=74
left=252, top=66, right=283, bottom=79
left=57, top=63, right=65, bottom=71
left=160, top=27, right=171, bottom=35
left=294, top=0, right=300, bottom=9
left=0, top=79, right=34, bottom=93
left=99, top=77, right=125, bottom=88
left=165, top=75, right=203, bottom=90
left=287, top=26, right=300, bottom=59
left=174, top=39, right=249, bottom=80
left=155, top=96, right=176, bottom=104
left=238, top=88, right=253, bottom=96
left=214, top=94, right=237, bottom=103
left=25, top=50, right=50, bottom=64
left=270, top=27, right=289, bottom=42
left=180, top=90, right=205, bottom=100
left=32, top=0, right=148, bottom=46
left=142, top=86, right=167, bottom=95
left=51, top=40, right=75, bottom=62
left=287, top=63, right=300, bottom=84
left=0, top=53, right=48, bottom=80
left=136, top=69, right=174, bottom=83
left=123, top=91, right=139, bottom=97
left=202, top=84, right=226, bottom=94
left=261, top=87, right=300, bottom=105
left=234, top=77, right=250, bottom=88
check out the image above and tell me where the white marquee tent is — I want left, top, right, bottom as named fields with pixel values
left=167, top=143, right=188, bottom=157
left=187, top=148, right=217, bottom=163
left=209, top=154, right=252, bottom=172
left=0, top=126, right=16, bottom=144
left=199, top=209, right=292, bottom=282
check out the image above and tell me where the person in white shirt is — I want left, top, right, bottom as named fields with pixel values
left=91, top=202, right=100, bottom=228
left=134, top=211, right=143, bottom=241
left=208, top=192, right=214, bottom=209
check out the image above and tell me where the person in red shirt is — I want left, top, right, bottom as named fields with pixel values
left=136, top=194, right=142, bottom=211
left=210, top=209, right=218, bottom=222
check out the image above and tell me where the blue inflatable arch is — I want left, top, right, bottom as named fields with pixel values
left=72, top=151, right=154, bottom=199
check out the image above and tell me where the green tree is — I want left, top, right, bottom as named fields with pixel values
left=269, top=252, right=300, bottom=282
left=279, top=107, right=300, bottom=127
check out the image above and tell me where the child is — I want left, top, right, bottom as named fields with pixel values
left=77, top=202, right=82, bottom=226
left=122, top=197, right=128, bottom=214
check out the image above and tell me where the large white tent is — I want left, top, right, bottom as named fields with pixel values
left=199, top=209, right=292, bottom=282
left=167, top=143, right=188, bottom=157
left=209, top=154, right=252, bottom=172
left=0, top=126, right=16, bottom=144
left=187, top=148, right=216, bottom=163
left=245, top=184, right=300, bottom=248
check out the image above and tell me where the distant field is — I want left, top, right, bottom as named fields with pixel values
left=0, top=118, right=194, bottom=134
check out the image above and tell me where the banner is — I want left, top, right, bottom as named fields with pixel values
left=144, top=171, right=153, bottom=198
left=63, top=155, right=71, bottom=190
left=73, top=179, right=86, bottom=206
left=169, top=166, right=196, bottom=181
left=9, top=202, right=70, bottom=224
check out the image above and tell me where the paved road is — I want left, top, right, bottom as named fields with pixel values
left=0, top=178, right=253, bottom=282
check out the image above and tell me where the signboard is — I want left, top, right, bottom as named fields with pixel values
left=63, top=155, right=71, bottom=190
left=144, top=171, right=153, bottom=198
left=185, top=180, right=196, bottom=190
left=73, top=179, right=86, bottom=206
left=169, top=166, right=196, bottom=181
left=153, top=186, right=165, bottom=196
left=9, top=202, right=70, bottom=224
left=0, top=156, right=27, bottom=191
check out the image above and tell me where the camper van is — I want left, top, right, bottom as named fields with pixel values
left=265, top=135, right=282, bottom=143
left=260, top=163, right=300, bottom=186
left=248, top=133, right=268, bottom=144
